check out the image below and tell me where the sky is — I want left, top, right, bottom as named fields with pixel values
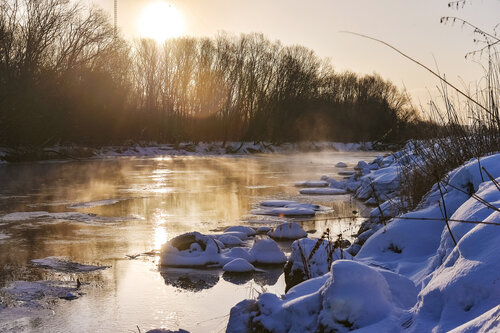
left=94, top=0, right=500, bottom=106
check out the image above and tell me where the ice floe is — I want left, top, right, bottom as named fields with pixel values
left=68, top=198, right=126, bottom=208
left=294, top=180, right=329, bottom=188
left=299, top=188, right=347, bottom=195
left=252, top=200, right=324, bottom=217
left=1, top=280, right=81, bottom=307
left=0, top=211, right=134, bottom=224
left=31, top=257, right=109, bottom=273
left=338, top=170, right=356, bottom=176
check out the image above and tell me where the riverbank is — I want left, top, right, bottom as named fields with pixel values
left=0, top=141, right=380, bottom=163
left=227, top=149, right=500, bottom=332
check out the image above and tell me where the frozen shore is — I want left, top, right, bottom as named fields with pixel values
left=0, top=141, right=375, bottom=162
left=227, top=147, right=500, bottom=332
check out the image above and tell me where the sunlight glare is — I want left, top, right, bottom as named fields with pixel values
left=139, top=1, right=184, bottom=43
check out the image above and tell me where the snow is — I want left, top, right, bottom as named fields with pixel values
left=68, top=198, right=125, bottom=208
left=0, top=233, right=10, bottom=241
left=448, top=305, right=500, bottom=333
left=249, top=239, right=287, bottom=264
left=253, top=201, right=324, bottom=217
left=161, top=231, right=287, bottom=267
left=219, top=247, right=255, bottom=266
left=1, top=280, right=80, bottom=306
left=268, top=222, right=307, bottom=240
left=284, top=238, right=353, bottom=290
left=224, top=226, right=256, bottom=236
left=96, top=141, right=373, bottom=158
left=223, top=258, right=255, bottom=273
left=317, top=261, right=396, bottom=331
left=253, top=206, right=316, bottom=217
left=216, top=234, right=242, bottom=246
left=299, top=188, right=347, bottom=195
left=0, top=211, right=133, bottom=224
left=256, top=226, right=271, bottom=233
left=227, top=150, right=500, bottom=333
left=31, top=257, right=109, bottom=273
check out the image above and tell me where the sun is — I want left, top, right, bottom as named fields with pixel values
left=138, top=2, right=184, bottom=43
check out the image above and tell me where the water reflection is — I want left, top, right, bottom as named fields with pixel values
left=161, top=265, right=284, bottom=292
left=161, top=268, right=220, bottom=292
left=222, top=266, right=283, bottom=287
left=0, top=151, right=384, bottom=332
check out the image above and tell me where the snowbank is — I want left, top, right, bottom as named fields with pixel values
left=228, top=152, right=500, bottom=332
left=284, top=238, right=352, bottom=290
left=96, top=141, right=373, bottom=158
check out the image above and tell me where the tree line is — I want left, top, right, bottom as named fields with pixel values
left=0, top=0, right=419, bottom=147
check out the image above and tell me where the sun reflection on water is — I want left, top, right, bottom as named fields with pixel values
left=153, top=210, right=170, bottom=253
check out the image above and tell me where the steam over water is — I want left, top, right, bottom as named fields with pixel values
left=0, top=151, right=382, bottom=332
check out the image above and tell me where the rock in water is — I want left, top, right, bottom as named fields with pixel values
left=223, top=258, right=255, bottom=273
left=268, top=222, right=307, bottom=240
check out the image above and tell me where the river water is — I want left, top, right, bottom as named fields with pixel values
left=0, top=151, right=383, bottom=332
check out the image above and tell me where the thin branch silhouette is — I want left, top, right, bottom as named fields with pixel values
left=339, top=31, right=494, bottom=117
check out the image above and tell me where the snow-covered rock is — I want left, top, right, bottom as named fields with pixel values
left=224, top=226, right=256, bottom=237
left=284, top=238, right=352, bottom=291
left=217, top=234, right=242, bottom=246
left=223, top=258, right=255, bottom=273
left=268, top=222, right=307, bottom=240
left=256, top=226, right=271, bottom=234
left=227, top=260, right=412, bottom=332
left=228, top=151, right=500, bottom=333
left=249, top=239, right=286, bottom=265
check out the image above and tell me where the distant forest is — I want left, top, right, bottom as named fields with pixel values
left=0, top=0, right=420, bottom=147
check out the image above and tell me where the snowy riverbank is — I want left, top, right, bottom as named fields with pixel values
left=227, top=150, right=500, bottom=332
left=0, top=141, right=375, bottom=162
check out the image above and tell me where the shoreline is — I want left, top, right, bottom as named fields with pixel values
left=226, top=147, right=500, bottom=333
left=0, top=141, right=394, bottom=163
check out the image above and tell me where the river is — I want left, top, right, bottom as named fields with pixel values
left=0, top=151, right=383, bottom=332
